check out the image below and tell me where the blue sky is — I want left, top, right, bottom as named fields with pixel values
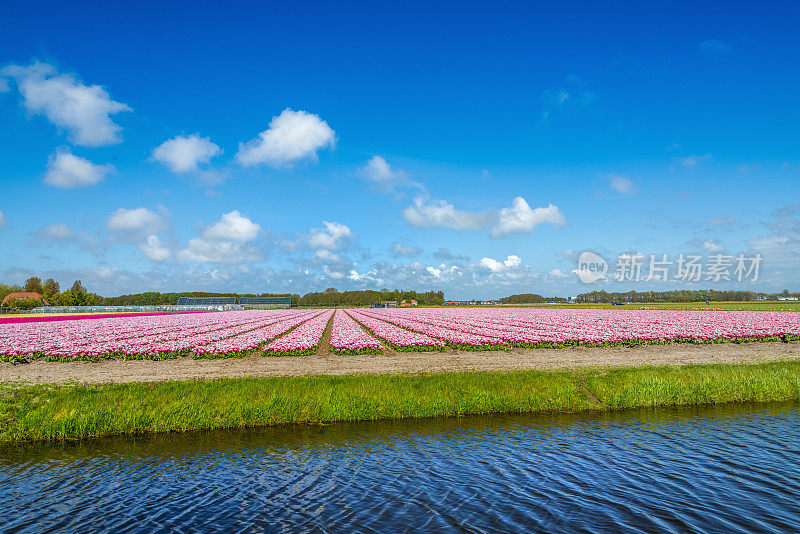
left=0, top=1, right=798, bottom=298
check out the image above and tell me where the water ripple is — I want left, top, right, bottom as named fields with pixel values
left=2, top=403, right=800, bottom=533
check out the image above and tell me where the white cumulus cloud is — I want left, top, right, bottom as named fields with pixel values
left=106, top=207, right=168, bottom=237
left=426, top=266, right=443, bottom=278
left=140, top=235, right=171, bottom=262
left=1, top=62, right=131, bottom=146
left=151, top=134, right=221, bottom=174
left=202, top=210, right=262, bottom=242
left=178, top=211, right=263, bottom=264
left=236, top=109, right=335, bottom=167
left=480, top=255, right=522, bottom=273
left=479, top=257, right=505, bottom=273
left=44, top=148, right=114, bottom=188
left=492, top=197, right=566, bottom=237
left=308, top=221, right=353, bottom=251
left=404, top=196, right=565, bottom=237
left=402, top=197, right=488, bottom=230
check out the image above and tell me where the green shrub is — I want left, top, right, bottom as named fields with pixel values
left=6, top=297, right=43, bottom=310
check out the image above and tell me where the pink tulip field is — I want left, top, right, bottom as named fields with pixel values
left=346, top=310, right=445, bottom=352
left=0, top=307, right=798, bottom=363
left=362, top=307, right=800, bottom=349
left=192, top=310, right=323, bottom=358
left=262, top=309, right=334, bottom=356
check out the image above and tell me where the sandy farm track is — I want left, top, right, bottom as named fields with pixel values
left=2, top=341, right=800, bottom=385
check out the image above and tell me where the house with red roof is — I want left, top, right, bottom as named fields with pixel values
left=1, top=292, right=49, bottom=307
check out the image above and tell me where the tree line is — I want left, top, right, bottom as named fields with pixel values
left=103, top=288, right=444, bottom=307
left=102, top=291, right=300, bottom=306
left=1, top=278, right=445, bottom=309
left=3, top=276, right=797, bottom=310
left=298, top=288, right=445, bottom=307
left=574, top=289, right=799, bottom=303
left=0, top=278, right=102, bottom=309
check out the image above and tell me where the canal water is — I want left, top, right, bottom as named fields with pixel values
left=2, top=403, right=799, bottom=533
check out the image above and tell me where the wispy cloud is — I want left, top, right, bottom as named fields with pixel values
left=358, top=156, right=423, bottom=194
left=390, top=243, right=422, bottom=257
left=682, top=153, right=712, bottom=168
left=707, top=215, right=736, bottom=226
left=541, top=76, right=596, bottom=121
left=28, top=222, right=99, bottom=251
left=1, top=61, right=131, bottom=146
left=609, top=174, right=635, bottom=195
left=699, top=39, right=731, bottom=55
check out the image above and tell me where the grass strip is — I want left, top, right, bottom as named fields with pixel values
left=584, top=361, right=800, bottom=408
left=1, top=360, right=799, bottom=442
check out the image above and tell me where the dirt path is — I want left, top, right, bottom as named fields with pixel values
left=2, top=341, right=799, bottom=385
left=314, top=312, right=335, bottom=358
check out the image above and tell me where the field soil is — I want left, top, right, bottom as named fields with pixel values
left=2, top=341, right=799, bottom=385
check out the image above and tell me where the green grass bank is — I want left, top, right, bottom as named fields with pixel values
left=2, top=360, right=800, bottom=442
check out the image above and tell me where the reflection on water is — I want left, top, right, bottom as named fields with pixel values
left=2, top=403, right=800, bottom=533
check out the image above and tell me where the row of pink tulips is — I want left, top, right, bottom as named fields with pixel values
left=330, top=311, right=383, bottom=354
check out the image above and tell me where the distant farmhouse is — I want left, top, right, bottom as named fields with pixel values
left=1, top=292, right=49, bottom=306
